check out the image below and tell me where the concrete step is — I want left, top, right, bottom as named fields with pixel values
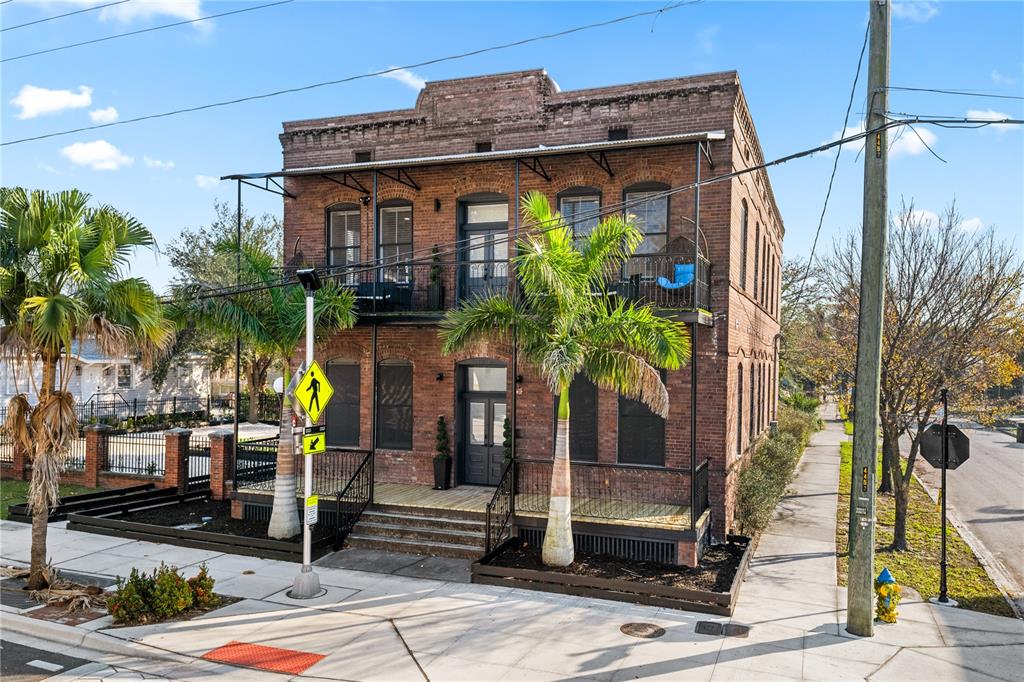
left=368, top=503, right=487, bottom=522
left=346, top=533, right=483, bottom=559
left=359, top=509, right=485, bottom=533
left=354, top=520, right=485, bottom=546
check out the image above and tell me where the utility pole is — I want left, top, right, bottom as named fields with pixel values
left=847, top=0, right=890, bottom=638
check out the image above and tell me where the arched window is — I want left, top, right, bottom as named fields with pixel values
left=378, top=200, right=412, bottom=283
left=623, top=182, right=670, bottom=256
left=554, top=374, right=598, bottom=462
left=753, top=223, right=761, bottom=302
left=740, top=200, right=749, bottom=290
left=376, top=359, right=412, bottom=450
left=749, top=362, right=756, bottom=439
left=618, top=370, right=666, bottom=466
left=326, top=360, right=359, bottom=447
left=558, top=187, right=601, bottom=239
left=327, top=204, right=360, bottom=283
left=737, top=364, right=744, bottom=454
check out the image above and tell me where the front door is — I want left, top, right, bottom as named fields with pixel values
left=464, top=397, right=507, bottom=486
left=459, top=201, right=509, bottom=302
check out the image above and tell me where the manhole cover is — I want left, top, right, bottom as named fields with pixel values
left=695, top=621, right=724, bottom=636
left=620, top=622, right=666, bottom=639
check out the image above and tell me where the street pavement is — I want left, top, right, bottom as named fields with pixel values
left=911, top=421, right=1024, bottom=613
left=0, top=417, right=1021, bottom=681
left=0, top=638, right=91, bottom=681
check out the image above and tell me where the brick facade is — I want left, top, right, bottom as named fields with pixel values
left=278, top=70, right=782, bottom=536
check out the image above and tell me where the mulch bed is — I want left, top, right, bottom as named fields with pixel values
left=489, top=541, right=745, bottom=593
left=118, top=500, right=300, bottom=543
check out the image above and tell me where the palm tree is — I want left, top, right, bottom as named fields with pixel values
left=440, top=191, right=690, bottom=566
left=172, top=238, right=356, bottom=539
left=0, top=187, right=172, bottom=590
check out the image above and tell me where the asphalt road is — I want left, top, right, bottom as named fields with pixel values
left=0, top=639, right=90, bottom=681
left=912, top=422, right=1024, bottom=609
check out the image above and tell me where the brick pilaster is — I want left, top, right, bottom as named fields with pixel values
left=83, top=424, right=109, bottom=488
left=164, top=428, right=192, bottom=494
left=10, top=441, right=29, bottom=481
left=208, top=430, right=234, bottom=501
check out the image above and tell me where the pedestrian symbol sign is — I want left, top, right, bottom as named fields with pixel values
left=295, top=360, right=333, bottom=423
left=303, top=426, right=326, bottom=455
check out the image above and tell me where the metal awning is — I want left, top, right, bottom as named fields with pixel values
left=220, top=130, right=726, bottom=180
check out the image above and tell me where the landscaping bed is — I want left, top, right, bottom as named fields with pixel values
left=473, top=536, right=752, bottom=615
left=1, top=479, right=101, bottom=521
left=67, top=499, right=334, bottom=562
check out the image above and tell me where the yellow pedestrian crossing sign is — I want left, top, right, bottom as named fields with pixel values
left=295, top=360, right=333, bottom=423
left=303, top=426, right=326, bottom=455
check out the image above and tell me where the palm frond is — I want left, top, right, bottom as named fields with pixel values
left=440, top=294, right=526, bottom=355
left=579, top=214, right=643, bottom=286
left=583, top=348, right=671, bottom=418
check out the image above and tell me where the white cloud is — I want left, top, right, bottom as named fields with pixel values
left=890, top=124, right=938, bottom=157
left=11, top=84, right=92, bottom=119
left=960, top=217, right=985, bottom=232
left=89, top=106, right=119, bottom=123
left=697, top=25, right=719, bottom=55
left=910, top=209, right=940, bottom=227
left=990, top=69, right=1016, bottom=87
left=144, top=156, right=174, bottom=169
left=967, top=108, right=1016, bottom=133
left=60, top=140, right=133, bottom=170
left=892, top=1, right=939, bottom=22
left=379, top=67, right=426, bottom=91
left=195, top=174, right=220, bottom=189
left=100, top=0, right=203, bottom=24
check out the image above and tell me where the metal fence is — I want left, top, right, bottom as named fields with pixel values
left=233, top=437, right=279, bottom=491
left=103, top=432, right=166, bottom=476
left=233, top=438, right=373, bottom=499
left=188, top=436, right=212, bottom=488
left=0, top=434, right=12, bottom=466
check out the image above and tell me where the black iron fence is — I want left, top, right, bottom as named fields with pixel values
left=188, top=436, right=211, bottom=489
left=0, top=435, right=12, bottom=466
left=230, top=393, right=282, bottom=425
left=103, top=433, right=166, bottom=476
left=515, top=458, right=692, bottom=526
left=233, top=437, right=278, bottom=490
left=485, top=460, right=515, bottom=553
left=331, top=450, right=374, bottom=549
left=77, top=396, right=207, bottom=429
left=233, top=438, right=373, bottom=499
left=692, top=457, right=710, bottom=523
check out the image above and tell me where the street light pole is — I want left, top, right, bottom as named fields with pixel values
left=847, top=0, right=891, bottom=638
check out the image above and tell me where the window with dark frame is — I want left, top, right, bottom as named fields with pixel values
left=749, top=361, right=756, bottom=439
left=617, top=372, right=666, bottom=466
left=740, top=201, right=749, bottom=290
left=475, top=141, right=493, bottom=153
left=376, top=361, right=412, bottom=450
left=737, top=364, right=744, bottom=454
left=326, top=361, right=360, bottom=447
left=354, top=150, right=372, bottom=163
left=378, top=204, right=413, bottom=283
left=608, top=127, right=628, bottom=141
left=560, top=193, right=600, bottom=239
left=554, top=374, right=598, bottom=462
left=117, top=364, right=132, bottom=389
left=328, top=206, right=361, bottom=284
left=753, top=224, right=760, bottom=302
left=624, top=187, right=669, bottom=256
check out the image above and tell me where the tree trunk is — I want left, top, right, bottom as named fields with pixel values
left=542, top=384, right=574, bottom=567
left=27, top=356, right=58, bottom=590
left=891, top=478, right=910, bottom=551
left=267, top=366, right=300, bottom=539
left=246, top=372, right=260, bottom=425
left=877, top=425, right=896, bottom=494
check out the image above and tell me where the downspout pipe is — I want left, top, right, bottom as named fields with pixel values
left=690, top=142, right=701, bottom=533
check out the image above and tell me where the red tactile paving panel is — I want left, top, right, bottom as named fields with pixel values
left=202, top=640, right=326, bottom=675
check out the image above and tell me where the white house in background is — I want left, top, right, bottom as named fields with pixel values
left=0, top=340, right=211, bottom=407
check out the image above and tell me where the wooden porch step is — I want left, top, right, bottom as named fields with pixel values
left=354, top=520, right=485, bottom=546
left=346, top=533, right=483, bottom=559
left=359, top=509, right=485, bottom=533
left=368, top=503, right=487, bottom=522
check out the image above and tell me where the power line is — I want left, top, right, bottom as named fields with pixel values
left=1, top=0, right=292, bottom=63
left=1, top=1, right=699, bottom=146
left=887, top=86, right=1024, bottom=101
left=2, top=0, right=129, bottom=32
left=796, top=21, right=869, bottom=306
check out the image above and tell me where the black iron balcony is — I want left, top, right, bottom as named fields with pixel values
left=301, top=252, right=709, bottom=317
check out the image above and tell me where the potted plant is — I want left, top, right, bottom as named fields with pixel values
left=427, top=245, right=445, bottom=309
left=433, top=415, right=452, bottom=490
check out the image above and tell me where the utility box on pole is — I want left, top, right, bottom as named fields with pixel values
left=847, top=0, right=891, bottom=638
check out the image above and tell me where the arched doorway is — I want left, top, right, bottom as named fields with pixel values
left=457, top=360, right=507, bottom=486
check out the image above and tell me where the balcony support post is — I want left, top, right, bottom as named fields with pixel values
left=689, top=142, right=701, bottom=533
left=511, top=159, right=520, bottom=515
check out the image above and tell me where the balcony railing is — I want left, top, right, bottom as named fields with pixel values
left=308, top=251, right=709, bottom=315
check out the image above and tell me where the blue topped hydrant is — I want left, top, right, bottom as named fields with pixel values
left=875, top=568, right=901, bottom=623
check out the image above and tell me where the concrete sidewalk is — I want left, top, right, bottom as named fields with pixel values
left=1, top=418, right=1021, bottom=681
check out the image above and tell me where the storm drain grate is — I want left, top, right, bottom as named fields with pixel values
left=695, top=621, right=751, bottom=637
left=694, top=621, right=724, bottom=636
left=620, top=622, right=666, bottom=639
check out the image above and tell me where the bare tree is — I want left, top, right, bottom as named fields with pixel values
left=820, top=201, right=1023, bottom=549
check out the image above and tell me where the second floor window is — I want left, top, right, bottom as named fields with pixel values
left=379, top=204, right=412, bottom=283
left=117, top=364, right=132, bottom=389
left=624, top=190, right=668, bottom=255
left=328, top=207, right=360, bottom=282
left=560, top=194, right=600, bottom=239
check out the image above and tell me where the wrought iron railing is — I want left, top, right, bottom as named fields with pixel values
left=188, top=436, right=211, bottom=489
left=485, top=459, right=515, bottom=553
left=515, top=458, right=691, bottom=527
left=692, top=457, right=711, bottom=525
left=0, top=435, right=14, bottom=466
left=332, top=450, right=374, bottom=549
left=612, top=254, right=711, bottom=311
left=233, top=437, right=278, bottom=490
left=103, top=433, right=166, bottom=476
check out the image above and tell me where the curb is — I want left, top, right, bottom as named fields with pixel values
left=0, top=612, right=192, bottom=664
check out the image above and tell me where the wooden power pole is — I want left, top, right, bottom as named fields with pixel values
left=847, top=0, right=891, bottom=638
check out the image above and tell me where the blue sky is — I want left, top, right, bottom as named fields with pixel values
left=2, top=0, right=1021, bottom=293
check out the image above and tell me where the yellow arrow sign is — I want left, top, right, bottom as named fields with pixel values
left=303, top=428, right=326, bottom=455
left=295, top=360, right=333, bottom=423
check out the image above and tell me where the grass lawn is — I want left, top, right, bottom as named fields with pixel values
left=843, top=420, right=854, bottom=436
left=836, top=441, right=1013, bottom=617
left=0, top=478, right=101, bottom=521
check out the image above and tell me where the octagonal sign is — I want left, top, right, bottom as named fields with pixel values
left=920, top=423, right=970, bottom=470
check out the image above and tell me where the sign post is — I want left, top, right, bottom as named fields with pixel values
left=289, top=268, right=326, bottom=599
left=919, top=387, right=970, bottom=608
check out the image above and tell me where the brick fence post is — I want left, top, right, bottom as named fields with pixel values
left=11, top=441, right=29, bottom=481
left=208, top=430, right=234, bottom=501
left=164, top=428, right=192, bottom=495
left=83, top=424, right=109, bottom=489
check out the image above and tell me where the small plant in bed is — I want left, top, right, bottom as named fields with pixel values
left=108, top=562, right=230, bottom=625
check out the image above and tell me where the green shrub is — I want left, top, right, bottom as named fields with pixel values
left=736, top=432, right=802, bottom=535
left=108, top=568, right=153, bottom=624
left=777, top=404, right=819, bottom=447
left=187, top=563, right=217, bottom=607
left=149, top=563, right=193, bottom=619
left=782, top=392, right=820, bottom=414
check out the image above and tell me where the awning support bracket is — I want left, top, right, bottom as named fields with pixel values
left=240, top=177, right=295, bottom=199
left=587, top=150, right=614, bottom=177
left=518, top=156, right=550, bottom=182
left=377, top=168, right=420, bottom=191
left=321, top=172, right=369, bottom=195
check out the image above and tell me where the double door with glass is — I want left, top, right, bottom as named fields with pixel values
left=460, top=201, right=509, bottom=301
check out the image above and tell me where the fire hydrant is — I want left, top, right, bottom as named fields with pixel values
left=875, top=567, right=901, bottom=623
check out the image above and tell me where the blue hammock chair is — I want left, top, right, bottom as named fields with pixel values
left=657, top=263, right=695, bottom=290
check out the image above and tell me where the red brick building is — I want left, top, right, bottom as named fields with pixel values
left=229, top=69, right=782, bottom=564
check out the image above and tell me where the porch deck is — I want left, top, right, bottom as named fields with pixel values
left=374, top=483, right=690, bottom=531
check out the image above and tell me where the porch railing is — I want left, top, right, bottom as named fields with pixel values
left=233, top=437, right=278, bottom=490
left=331, top=450, right=374, bottom=549
left=515, top=458, right=692, bottom=527
left=485, top=459, right=515, bottom=553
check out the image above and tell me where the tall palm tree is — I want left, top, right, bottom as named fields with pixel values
left=440, top=191, right=690, bottom=566
left=172, top=238, right=356, bottom=539
left=0, top=187, right=172, bottom=590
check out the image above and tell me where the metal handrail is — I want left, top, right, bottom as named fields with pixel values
left=332, top=450, right=374, bottom=549
left=485, top=459, right=515, bottom=553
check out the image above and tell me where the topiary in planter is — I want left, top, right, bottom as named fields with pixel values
left=434, top=415, right=452, bottom=490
